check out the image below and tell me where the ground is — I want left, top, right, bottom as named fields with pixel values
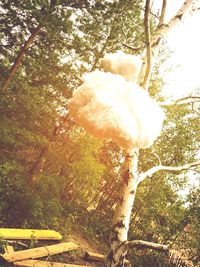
left=0, top=225, right=106, bottom=267
left=62, top=225, right=106, bottom=266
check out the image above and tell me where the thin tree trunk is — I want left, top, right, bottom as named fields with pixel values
left=91, top=179, right=117, bottom=214
left=86, top=180, right=109, bottom=209
left=141, top=0, right=152, bottom=90
left=28, top=146, right=48, bottom=182
left=1, top=0, right=59, bottom=93
left=90, top=32, right=112, bottom=72
left=28, top=116, right=69, bottom=181
left=107, top=151, right=139, bottom=267
left=1, top=25, right=41, bottom=92
left=92, top=186, right=115, bottom=216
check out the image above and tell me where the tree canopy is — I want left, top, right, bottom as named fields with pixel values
left=0, top=0, right=199, bottom=266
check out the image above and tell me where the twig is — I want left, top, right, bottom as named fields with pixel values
left=127, top=1, right=160, bottom=19
left=159, top=96, right=200, bottom=106
left=68, top=50, right=81, bottom=71
left=153, top=153, right=162, bottom=165
left=6, top=240, right=28, bottom=248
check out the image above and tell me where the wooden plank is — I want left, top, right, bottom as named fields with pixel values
left=1, top=242, right=79, bottom=262
left=14, top=259, right=89, bottom=267
left=0, top=228, right=62, bottom=240
left=4, top=245, right=14, bottom=254
left=84, top=251, right=105, bottom=262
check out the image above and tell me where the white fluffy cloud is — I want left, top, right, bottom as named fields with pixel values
left=69, top=66, right=164, bottom=154
left=100, top=51, right=142, bottom=83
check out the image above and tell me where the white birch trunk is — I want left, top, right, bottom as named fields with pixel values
left=107, top=151, right=139, bottom=267
left=106, top=1, right=195, bottom=266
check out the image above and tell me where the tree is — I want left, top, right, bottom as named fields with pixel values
left=0, top=1, right=199, bottom=266
left=106, top=1, right=200, bottom=266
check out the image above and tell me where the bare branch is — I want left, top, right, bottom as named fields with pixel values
left=91, top=30, right=111, bottom=72
left=126, top=240, right=169, bottom=251
left=91, top=16, right=120, bottom=72
left=68, top=50, right=81, bottom=71
left=141, top=0, right=152, bottom=90
left=138, top=161, right=200, bottom=184
left=159, top=96, right=200, bottom=106
left=158, top=0, right=167, bottom=27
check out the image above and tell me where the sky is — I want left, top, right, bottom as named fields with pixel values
left=152, top=0, right=200, bottom=99
left=152, top=1, right=200, bottom=195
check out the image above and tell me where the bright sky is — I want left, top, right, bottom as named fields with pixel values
left=153, top=0, right=200, bottom=99
left=152, top=1, right=200, bottom=195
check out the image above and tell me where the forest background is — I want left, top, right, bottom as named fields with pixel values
left=0, top=0, right=199, bottom=266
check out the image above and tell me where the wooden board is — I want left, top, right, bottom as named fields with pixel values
left=1, top=242, right=79, bottom=262
left=14, top=259, right=88, bottom=267
left=4, top=245, right=14, bottom=254
left=0, top=228, right=62, bottom=240
left=84, top=251, right=105, bottom=262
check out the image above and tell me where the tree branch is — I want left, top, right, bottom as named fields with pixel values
left=159, top=96, right=200, bottom=106
left=158, top=0, right=167, bottom=27
left=138, top=161, right=200, bottom=184
left=122, top=42, right=144, bottom=52
left=138, top=1, right=194, bottom=89
left=141, top=0, right=152, bottom=90
left=154, top=0, right=194, bottom=42
left=91, top=29, right=112, bottom=72
left=126, top=240, right=169, bottom=251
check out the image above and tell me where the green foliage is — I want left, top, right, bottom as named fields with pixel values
left=0, top=1, right=199, bottom=266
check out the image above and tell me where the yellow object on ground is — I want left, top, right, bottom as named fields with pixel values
left=14, top=259, right=88, bottom=267
left=1, top=242, right=78, bottom=262
left=0, top=228, right=62, bottom=240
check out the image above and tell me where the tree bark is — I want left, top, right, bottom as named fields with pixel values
left=1, top=25, right=41, bottom=93
left=139, top=0, right=195, bottom=89
left=141, top=0, right=152, bottom=90
left=107, top=151, right=139, bottom=267
left=107, top=1, right=196, bottom=266
left=1, top=0, right=59, bottom=93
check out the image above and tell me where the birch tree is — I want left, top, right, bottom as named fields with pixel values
left=107, top=1, right=200, bottom=266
